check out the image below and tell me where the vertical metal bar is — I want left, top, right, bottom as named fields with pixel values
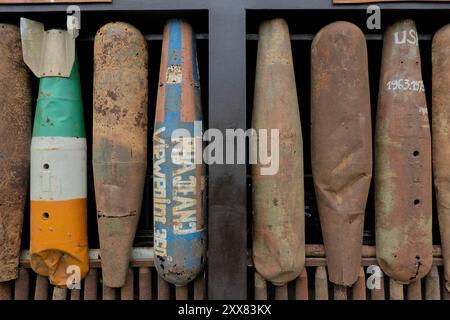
left=254, top=272, right=267, bottom=300
left=157, top=275, right=170, bottom=300
left=84, top=269, right=98, bottom=300
left=370, top=270, right=385, bottom=300
left=14, top=268, right=30, bottom=300
left=443, top=270, right=450, bottom=300
left=274, top=284, right=288, bottom=300
left=70, top=289, right=81, bottom=300
left=52, top=287, right=67, bottom=300
left=121, top=268, right=134, bottom=300
left=0, top=282, right=12, bottom=300
left=352, top=267, right=366, bottom=300
left=389, top=279, right=404, bottom=300
left=295, top=268, right=308, bottom=300
left=194, top=273, right=206, bottom=300
left=425, top=266, right=440, bottom=300
left=139, top=267, right=152, bottom=300
left=407, top=280, right=422, bottom=300
left=334, top=285, right=347, bottom=300
left=176, top=286, right=189, bottom=300
left=208, top=7, right=247, bottom=300
left=315, top=267, right=329, bottom=300
left=102, top=285, right=115, bottom=300
left=34, top=275, right=48, bottom=300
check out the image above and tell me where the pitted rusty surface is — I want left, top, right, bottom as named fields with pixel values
left=432, top=24, right=450, bottom=293
left=311, top=21, right=372, bottom=287
left=252, top=19, right=305, bottom=286
left=93, top=22, right=148, bottom=288
left=375, top=19, right=432, bottom=284
left=0, top=24, right=31, bottom=283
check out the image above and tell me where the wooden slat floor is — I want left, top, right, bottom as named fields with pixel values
left=0, top=245, right=447, bottom=300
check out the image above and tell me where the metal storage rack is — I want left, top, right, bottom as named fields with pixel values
left=1, top=0, right=450, bottom=300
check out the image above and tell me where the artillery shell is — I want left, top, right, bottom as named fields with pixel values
left=252, top=18, right=305, bottom=287
left=432, top=24, right=450, bottom=293
left=93, top=22, right=148, bottom=288
left=311, top=21, right=372, bottom=286
left=153, top=19, right=206, bottom=286
left=0, top=24, right=31, bottom=283
left=375, top=19, right=432, bottom=284
left=30, top=56, right=89, bottom=288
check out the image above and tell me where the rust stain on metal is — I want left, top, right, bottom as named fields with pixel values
left=432, top=24, right=450, bottom=294
left=93, top=22, right=148, bottom=288
left=0, top=24, right=31, bottom=283
left=252, top=18, right=305, bottom=287
left=311, top=21, right=372, bottom=287
left=375, top=19, right=432, bottom=285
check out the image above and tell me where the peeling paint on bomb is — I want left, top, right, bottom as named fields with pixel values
left=153, top=19, right=206, bottom=286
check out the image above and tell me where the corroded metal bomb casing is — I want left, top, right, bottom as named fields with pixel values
left=93, top=22, right=148, bottom=288
left=153, top=19, right=206, bottom=286
left=432, top=24, right=450, bottom=293
left=375, top=19, right=432, bottom=284
left=252, top=18, right=305, bottom=286
left=0, top=24, right=31, bottom=282
left=311, top=21, right=372, bottom=287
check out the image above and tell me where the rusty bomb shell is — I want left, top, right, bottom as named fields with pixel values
left=93, top=22, right=148, bottom=288
left=0, top=24, right=31, bottom=283
left=432, top=24, right=450, bottom=293
left=252, top=18, right=305, bottom=286
left=375, top=19, right=432, bottom=284
left=311, top=21, right=372, bottom=286
left=153, top=19, right=206, bottom=286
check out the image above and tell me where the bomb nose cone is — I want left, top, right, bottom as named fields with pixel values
left=311, top=21, right=372, bottom=287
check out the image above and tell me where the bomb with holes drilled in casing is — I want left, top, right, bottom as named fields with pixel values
left=93, top=22, right=148, bottom=288
left=311, top=21, right=372, bottom=287
left=0, top=24, right=31, bottom=284
left=432, top=24, right=450, bottom=294
left=20, top=18, right=89, bottom=288
left=153, top=19, right=206, bottom=286
left=375, top=19, right=432, bottom=284
left=252, top=18, right=305, bottom=286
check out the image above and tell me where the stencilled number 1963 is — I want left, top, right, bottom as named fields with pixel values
left=386, top=79, right=424, bottom=92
